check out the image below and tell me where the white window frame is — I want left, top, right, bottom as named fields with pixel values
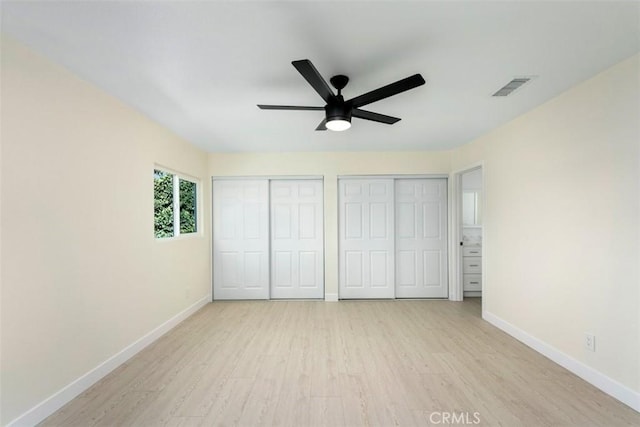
left=154, top=166, right=201, bottom=240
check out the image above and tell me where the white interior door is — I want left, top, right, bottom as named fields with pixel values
left=213, top=180, right=269, bottom=300
left=395, top=179, right=448, bottom=298
left=270, top=180, right=324, bottom=299
left=339, top=178, right=395, bottom=299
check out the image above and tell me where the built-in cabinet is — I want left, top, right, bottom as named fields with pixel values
left=461, top=167, right=483, bottom=297
left=462, top=245, right=482, bottom=292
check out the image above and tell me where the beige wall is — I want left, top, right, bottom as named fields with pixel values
left=452, top=54, right=639, bottom=393
left=208, top=151, right=452, bottom=297
left=0, top=37, right=211, bottom=424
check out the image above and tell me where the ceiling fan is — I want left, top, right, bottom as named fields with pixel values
left=257, top=59, right=426, bottom=131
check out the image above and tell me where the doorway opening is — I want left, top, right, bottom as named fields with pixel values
left=450, top=165, right=484, bottom=305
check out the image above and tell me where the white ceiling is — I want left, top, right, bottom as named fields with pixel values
left=2, top=1, right=639, bottom=152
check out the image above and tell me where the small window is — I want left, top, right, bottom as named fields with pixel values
left=154, top=168, right=198, bottom=239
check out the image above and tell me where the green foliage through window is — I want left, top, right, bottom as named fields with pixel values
left=179, top=178, right=197, bottom=234
left=154, top=169, right=198, bottom=238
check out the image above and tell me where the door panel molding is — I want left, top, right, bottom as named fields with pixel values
left=339, top=178, right=395, bottom=299
left=270, top=179, right=324, bottom=299
left=395, top=178, right=448, bottom=298
left=213, top=180, right=270, bottom=300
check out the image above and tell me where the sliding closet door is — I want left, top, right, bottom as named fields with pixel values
left=270, top=180, right=324, bottom=299
left=395, top=179, right=448, bottom=298
left=213, top=180, right=269, bottom=300
left=339, top=178, right=395, bottom=299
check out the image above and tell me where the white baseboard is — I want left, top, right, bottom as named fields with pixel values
left=324, top=293, right=339, bottom=302
left=483, top=311, right=640, bottom=413
left=7, top=295, right=211, bottom=427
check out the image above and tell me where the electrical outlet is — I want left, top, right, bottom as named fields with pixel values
left=584, top=333, right=596, bottom=352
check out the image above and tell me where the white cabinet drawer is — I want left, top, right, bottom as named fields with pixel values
left=462, top=246, right=482, bottom=257
left=463, top=257, right=482, bottom=273
left=464, top=274, right=482, bottom=290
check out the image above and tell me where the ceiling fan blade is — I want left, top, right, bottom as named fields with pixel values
left=348, top=74, right=426, bottom=108
left=292, top=59, right=335, bottom=103
left=315, top=118, right=327, bottom=131
left=257, top=105, right=324, bottom=111
left=352, top=108, right=401, bottom=124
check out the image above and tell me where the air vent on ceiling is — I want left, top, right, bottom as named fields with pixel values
left=492, top=77, right=532, bottom=97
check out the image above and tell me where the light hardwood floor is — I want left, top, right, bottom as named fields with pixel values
left=41, top=299, right=639, bottom=426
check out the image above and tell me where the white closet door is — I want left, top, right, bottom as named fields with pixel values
left=339, top=178, right=395, bottom=299
left=270, top=180, right=324, bottom=299
left=213, top=180, right=269, bottom=300
left=395, top=179, right=448, bottom=298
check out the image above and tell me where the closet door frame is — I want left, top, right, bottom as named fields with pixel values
left=211, top=176, right=324, bottom=301
left=338, top=174, right=449, bottom=300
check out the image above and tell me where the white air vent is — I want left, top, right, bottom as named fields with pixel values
left=492, top=77, right=533, bottom=97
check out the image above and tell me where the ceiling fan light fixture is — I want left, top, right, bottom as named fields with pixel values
left=325, top=101, right=352, bottom=131
left=326, top=118, right=351, bottom=131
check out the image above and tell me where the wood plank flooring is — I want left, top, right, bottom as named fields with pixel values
left=40, top=299, right=640, bottom=426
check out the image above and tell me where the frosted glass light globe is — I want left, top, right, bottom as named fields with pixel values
left=326, top=119, right=351, bottom=131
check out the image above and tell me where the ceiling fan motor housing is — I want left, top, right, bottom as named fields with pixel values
left=325, top=95, right=352, bottom=122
